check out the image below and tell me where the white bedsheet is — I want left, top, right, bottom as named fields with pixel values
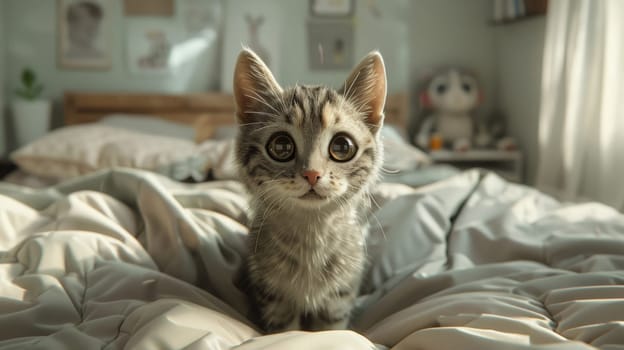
left=0, top=169, right=622, bottom=349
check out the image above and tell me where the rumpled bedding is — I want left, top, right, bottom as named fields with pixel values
left=0, top=168, right=622, bottom=349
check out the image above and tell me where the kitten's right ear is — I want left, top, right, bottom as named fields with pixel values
left=340, top=51, right=387, bottom=132
left=233, top=49, right=282, bottom=124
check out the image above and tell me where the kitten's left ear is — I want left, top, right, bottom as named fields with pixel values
left=341, top=51, right=387, bottom=131
left=233, top=49, right=283, bottom=124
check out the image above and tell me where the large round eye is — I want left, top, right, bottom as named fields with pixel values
left=329, top=134, right=358, bottom=162
left=462, top=82, right=473, bottom=93
left=267, top=132, right=295, bottom=162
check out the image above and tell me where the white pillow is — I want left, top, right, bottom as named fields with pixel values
left=97, top=114, right=196, bottom=140
left=11, top=124, right=197, bottom=180
left=381, top=125, right=432, bottom=171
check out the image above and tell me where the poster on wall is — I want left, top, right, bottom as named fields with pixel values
left=126, top=20, right=181, bottom=75
left=307, top=19, right=354, bottom=70
left=220, top=0, right=281, bottom=92
left=57, top=0, right=113, bottom=70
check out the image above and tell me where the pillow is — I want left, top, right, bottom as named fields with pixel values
left=211, top=125, right=238, bottom=140
left=381, top=125, right=432, bottom=171
left=11, top=124, right=198, bottom=180
left=97, top=114, right=196, bottom=140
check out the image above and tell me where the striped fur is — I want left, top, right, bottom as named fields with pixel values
left=233, top=49, right=386, bottom=332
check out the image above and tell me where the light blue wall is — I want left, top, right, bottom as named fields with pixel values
left=409, top=0, right=497, bottom=114
left=495, top=17, right=547, bottom=184
left=220, top=0, right=410, bottom=93
left=4, top=0, right=222, bottom=101
left=1, top=0, right=498, bottom=108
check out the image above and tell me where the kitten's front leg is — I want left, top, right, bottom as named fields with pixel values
left=309, top=290, right=356, bottom=331
left=256, top=294, right=301, bottom=333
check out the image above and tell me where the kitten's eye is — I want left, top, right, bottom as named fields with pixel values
left=267, top=132, right=295, bottom=162
left=329, top=134, right=357, bottom=162
left=436, top=83, right=447, bottom=95
left=462, top=82, right=472, bottom=92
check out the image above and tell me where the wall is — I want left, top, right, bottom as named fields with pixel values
left=5, top=0, right=409, bottom=100
left=220, top=0, right=409, bottom=93
left=494, top=17, right=546, bottom=184
left=409, top=0, right=497, bottom=117
left=3, top=0, right=222, bottom=111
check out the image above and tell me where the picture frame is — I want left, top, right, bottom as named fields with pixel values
left=57, top=0, right=113, bottom=70
left=309, top=0, right=354, bottom=17
left=220, top=0, right=281, bottom=92
left=126, top=20, right=181, bottom=75
left=307, top=19, right=354, bottom=70
left=124, top=0, right=174, bottom=17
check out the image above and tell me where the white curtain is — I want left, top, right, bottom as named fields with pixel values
left=536, top=0, right=624, bottom=209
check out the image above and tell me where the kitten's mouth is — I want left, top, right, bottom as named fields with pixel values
left=299, top=189, right=326, bottom=200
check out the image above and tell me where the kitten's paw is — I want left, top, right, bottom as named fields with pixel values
left=261, top=313, right=301, bottom=333
left=307, top=314, right=349, bottom=331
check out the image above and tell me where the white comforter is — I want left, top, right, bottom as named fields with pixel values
left=0, top=169, right=622, bottom=349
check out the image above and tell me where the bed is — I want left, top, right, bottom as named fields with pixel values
left=0, top=92, right=622, bottom=349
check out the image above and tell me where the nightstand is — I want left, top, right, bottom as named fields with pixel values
left=429, top=149, right=524, bottom=183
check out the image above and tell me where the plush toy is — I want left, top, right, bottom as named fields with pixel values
left=413, top=67, right=517, bottom=152
left=414, top=67, right=482, bottom=151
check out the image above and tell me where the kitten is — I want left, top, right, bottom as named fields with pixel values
left=233, top=48, right=386, bottom=332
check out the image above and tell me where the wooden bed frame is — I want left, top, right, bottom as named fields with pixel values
left=64, top=92, right=236, bottom=142
left=63, top=92, right=408, bottom=142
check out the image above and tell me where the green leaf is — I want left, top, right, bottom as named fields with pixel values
left=15, top=68, right=43, bottom=99
left=22, top=68, right=36, bottom=88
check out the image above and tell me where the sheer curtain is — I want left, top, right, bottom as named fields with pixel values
left=536, top=0, right=624, bottom=209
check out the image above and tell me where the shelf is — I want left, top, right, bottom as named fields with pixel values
left=429, top=150, right=521, bottom=162
left=429, top=149, right=524, bottom=183
left=490, top=14, right=545, bottom=26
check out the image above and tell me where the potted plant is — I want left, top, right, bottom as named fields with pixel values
left=12, top=68, right=51, bottom=147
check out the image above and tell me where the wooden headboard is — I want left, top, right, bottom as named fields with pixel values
left=64, top=92, right=237, bottom=142
left=63, top=91, right=408, bottom=141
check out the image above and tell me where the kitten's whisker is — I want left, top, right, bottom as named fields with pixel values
left=250, top=124, right=278, bottom=135
left=367, top=193, right=387, bottom=242
left=368, top=192, right=382, bottom=211
left=380, top=166, right=400, bottom=175
left=239, top=121, right=272, bottom=127
left=244, top=111, right=281, bottom=118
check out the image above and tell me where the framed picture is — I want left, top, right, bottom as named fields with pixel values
left=307, top=19, right=354, bottom=70
left=220, top=0, right=281, bottom=92
left=57, top=0, right=113, bottom=69
left=126, top=20, right=181, bottom=75
left=309, top=0, right=354, bottom=17
left=124, top=0, right=174, bottom=17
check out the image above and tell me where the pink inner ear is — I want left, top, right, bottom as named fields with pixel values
left=366, top=55, right=387, bottom=127
left=232, top=50, right=281, bottom=124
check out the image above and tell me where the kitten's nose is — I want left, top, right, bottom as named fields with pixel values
left=302, top=170, right=322, bottom=186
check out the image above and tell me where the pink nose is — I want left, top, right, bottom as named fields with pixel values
left=302, top=170, right=322, bottom=186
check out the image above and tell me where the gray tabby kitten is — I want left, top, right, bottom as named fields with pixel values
left=233, top=48, right=386, bottom=332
